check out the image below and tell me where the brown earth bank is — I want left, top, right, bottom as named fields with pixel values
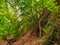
left=0, top=28, right=43, bottom=45
left=0, top=27, right=59, bottom=45
left=0, top=27, right=60, bottom=45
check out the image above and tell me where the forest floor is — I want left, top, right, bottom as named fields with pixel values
left=0, top=16, right=60, bottom=45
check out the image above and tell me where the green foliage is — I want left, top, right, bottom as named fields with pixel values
left=0, top=1, right=19, bottom=41
left=0, top=0, right=59, bottom=42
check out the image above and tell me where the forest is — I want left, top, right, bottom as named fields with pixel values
left=0, top=0, right=60, bottom=45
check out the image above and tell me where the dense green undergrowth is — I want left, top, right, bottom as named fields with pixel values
left=0, top=0, right=60, bottom=45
